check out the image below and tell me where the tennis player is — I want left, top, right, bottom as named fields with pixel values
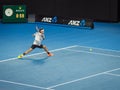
left=18, top=26, right=53, bottom=59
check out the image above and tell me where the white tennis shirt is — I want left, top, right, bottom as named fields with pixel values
left=33, top=32, right=45, bottom=45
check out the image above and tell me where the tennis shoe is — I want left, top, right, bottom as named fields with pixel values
left=18, top=54, right=24, bottom=59
left=47, top=53, right=53, bottom=56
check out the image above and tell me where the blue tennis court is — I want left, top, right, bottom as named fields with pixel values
left=0, top=22, right=120, bottom=90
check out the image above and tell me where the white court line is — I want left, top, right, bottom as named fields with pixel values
left=0, top=45, right=78, bottom=63
left=77, top=45, right=120, bottom=53
left=47, top=68, right=120, bottom=89
left=105, top=73, right=120, bottom=77
left=66, top=49, right=120, bottom=58
left=0, top=79, right=54, bottom=90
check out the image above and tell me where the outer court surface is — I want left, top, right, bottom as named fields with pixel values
left=0, top=22, right=120, bottom=90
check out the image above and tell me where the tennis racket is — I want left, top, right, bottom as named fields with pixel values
left=36, top=25, right=39, bottom=32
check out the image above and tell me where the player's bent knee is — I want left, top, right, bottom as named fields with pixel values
left=42, top=45, right=46, bottom=48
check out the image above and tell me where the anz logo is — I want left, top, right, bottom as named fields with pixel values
left=41, top=16, right=57, bottom=23
left=68, top=20, right=80, bottom=26
left=41, top=17, right=52, bottom=22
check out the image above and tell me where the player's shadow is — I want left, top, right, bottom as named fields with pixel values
left=22, top=56, right=49, bottom=65
left=32, top=56, right=49, bottom=65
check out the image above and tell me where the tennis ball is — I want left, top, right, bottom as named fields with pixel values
left=89, top=48, right=92, bottom=51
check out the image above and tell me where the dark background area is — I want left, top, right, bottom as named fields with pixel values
left=0, top=0, right=119, bottom=22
